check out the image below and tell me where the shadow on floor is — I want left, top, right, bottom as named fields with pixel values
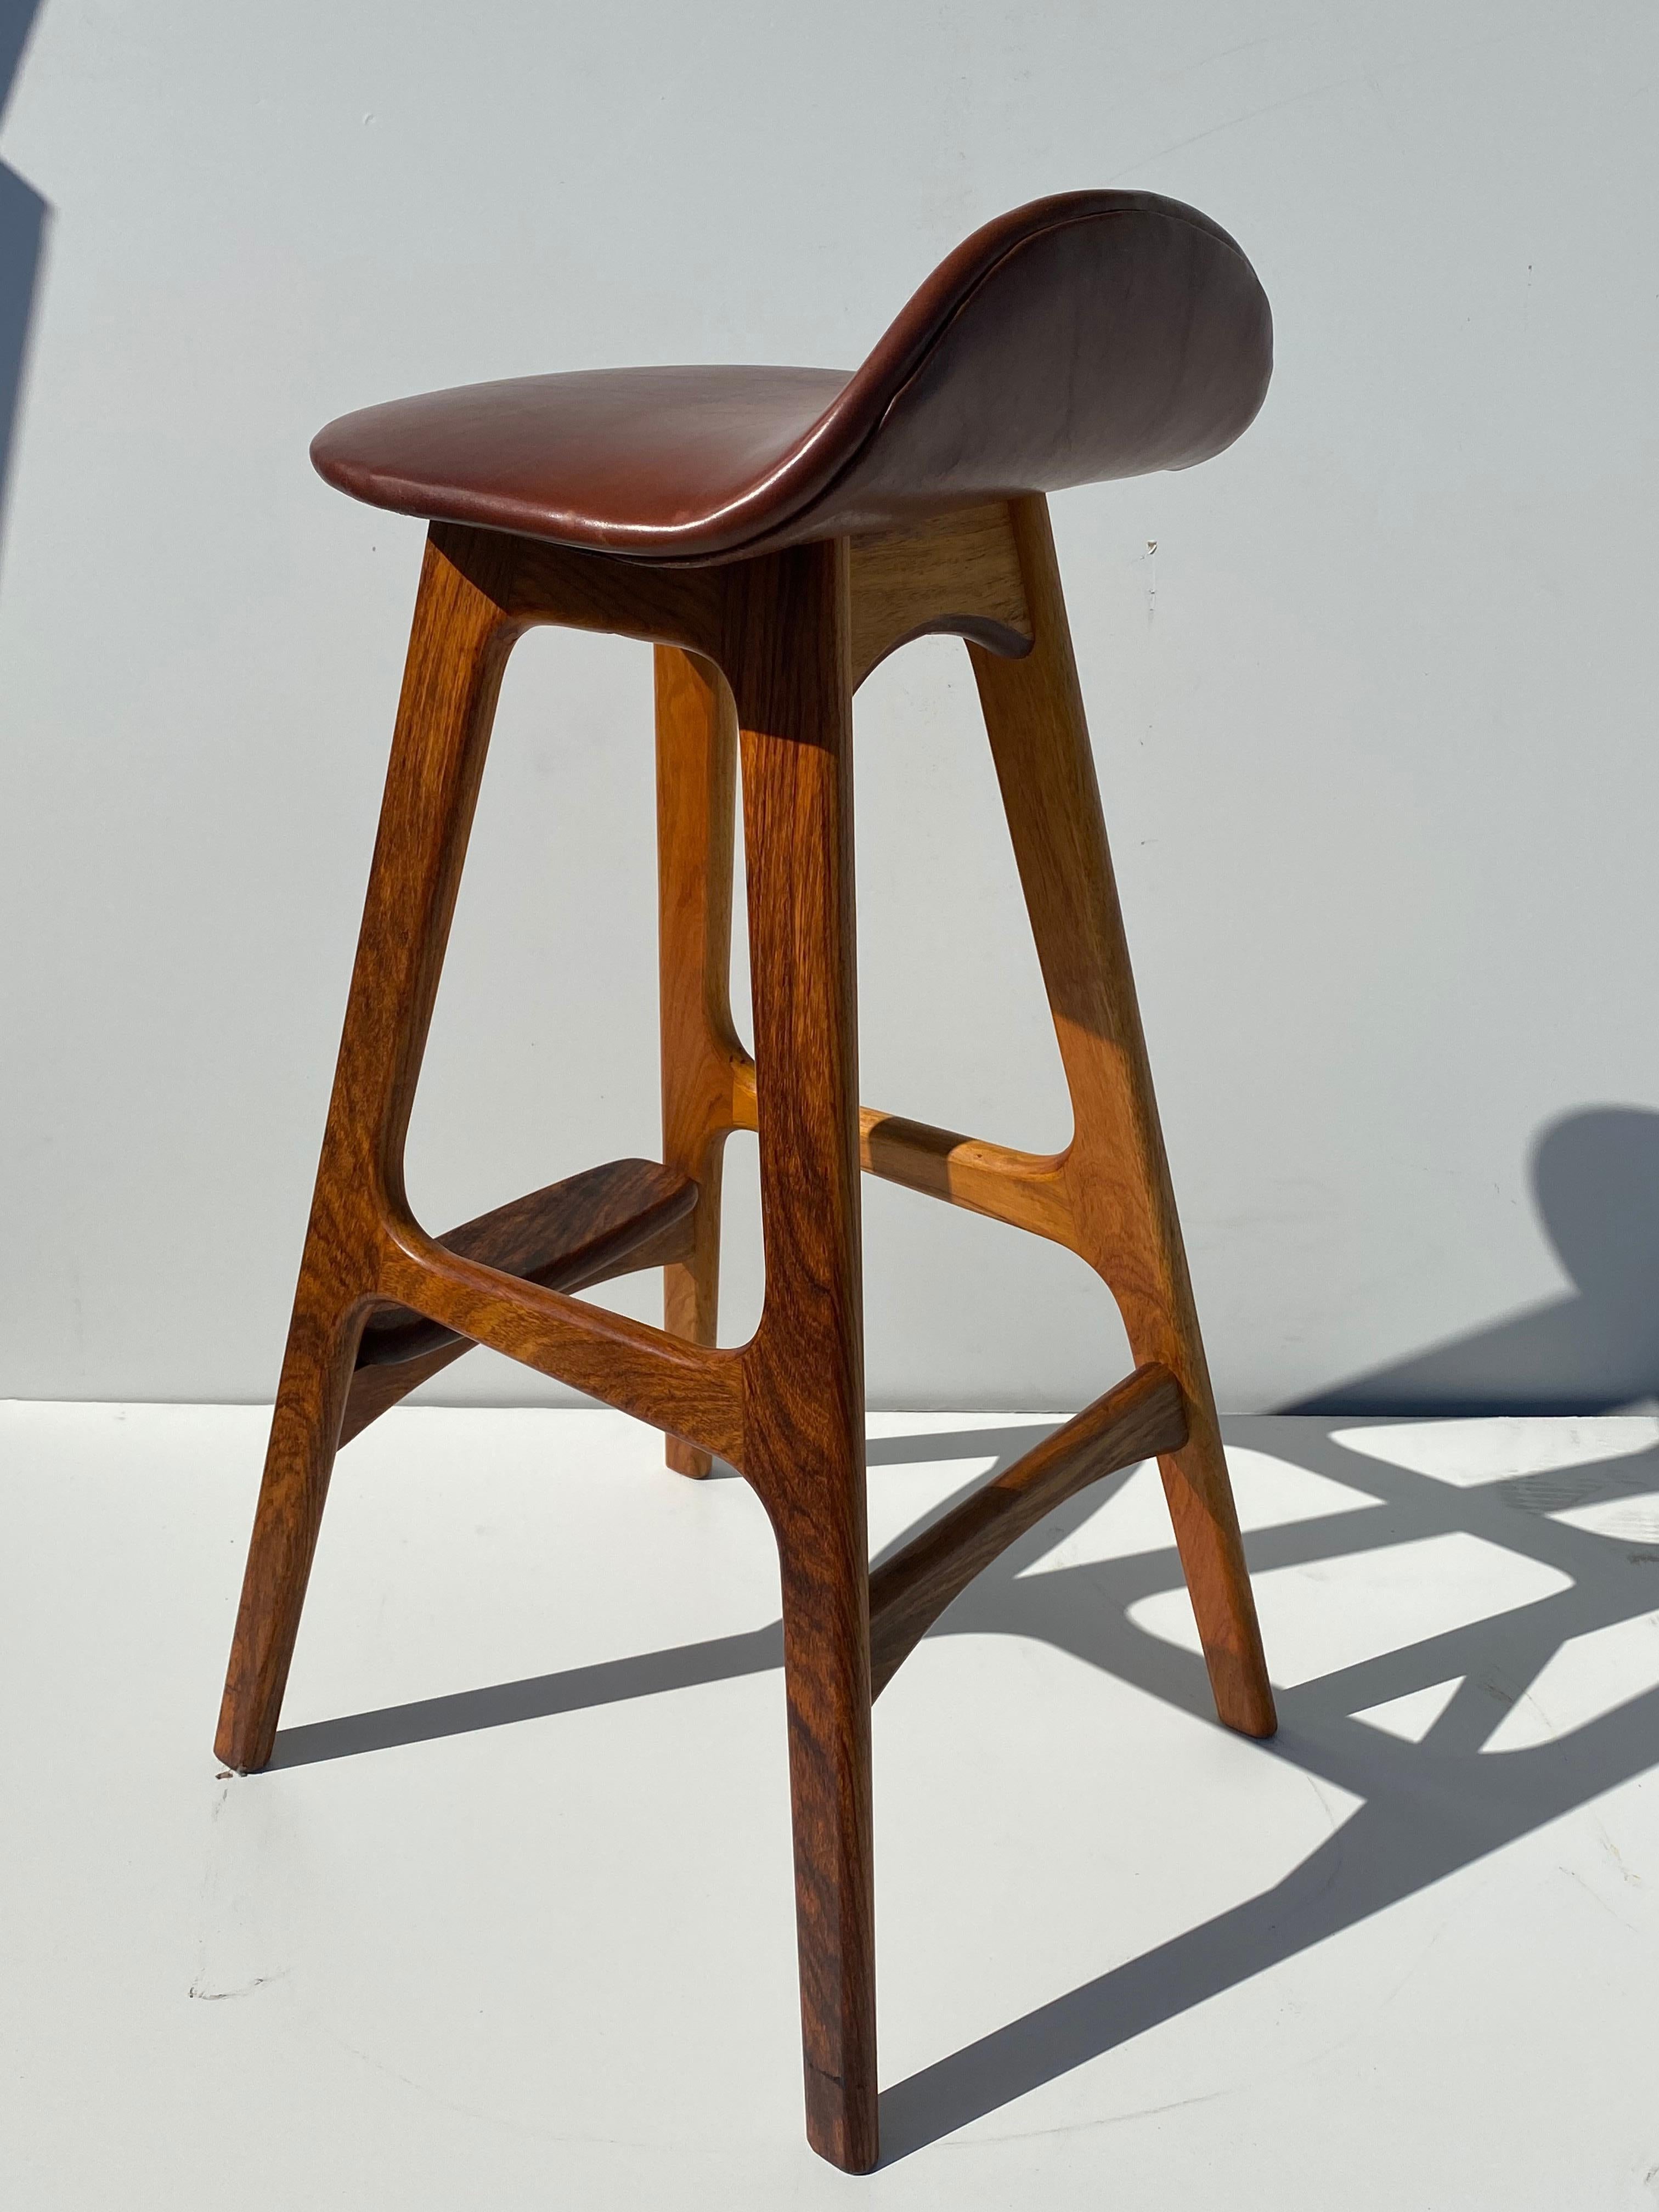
left=1291, top=1105, right=1659, bottom=1414
left=267, top=1425, right=1036, bottom=1769
left=268, top=1103, right=1659, bottom=2159
left=270, top=1408, right=1659, bottom=2158
left=878, top=1415, right=1659, bottom=2153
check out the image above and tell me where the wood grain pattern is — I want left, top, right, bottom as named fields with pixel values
left=726, top=539, right=876, bottom=2173
left=656, top=647, right=747, bottom=1476
left=375, top=1226, right=743, bottom=1460
left=217, top=528, right=523, bottom=1776
left=730, top=1061, right=1076, bottom=1249
left=498, top=522, right=727, bottom=656
left=848, top=499, right=1031, bottom=685
left=868, top=1363, right=1186, bottom=1696
left=356, top=1158, right=696, bottom=1370
left=220, top=490, right=1272, bottom=2176
left=340, top=1162, right=696, bottom=1443
left=970, top=495, right=1276, bottom=1739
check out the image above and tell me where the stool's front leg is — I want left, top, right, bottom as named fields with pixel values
left=216, top=529, right=522, bottom=1771
left=655, top=646, right=745, bottom=1477
left=729, top=542, right=878, bottom=2174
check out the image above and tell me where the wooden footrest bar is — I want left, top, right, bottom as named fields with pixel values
left=729, top=1062, right=1077, bottom=1249
left=340, top=1158, right=697, bottom=1443
left=867, top=1363, right=1188, bottom=1697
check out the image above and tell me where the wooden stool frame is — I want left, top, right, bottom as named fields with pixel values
left=216, top=490, right=1274, bottom=2174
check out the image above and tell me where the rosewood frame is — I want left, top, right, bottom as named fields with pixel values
left=215, top=493, right=1274, bottom=2174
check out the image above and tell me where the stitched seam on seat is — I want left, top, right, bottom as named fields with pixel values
left=320, top=199, right=1257, bottom=563
left=636, top=200, right=1256, bottom=564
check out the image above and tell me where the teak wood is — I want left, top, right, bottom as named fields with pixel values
left=217, top=493, right=1274, bottom=2175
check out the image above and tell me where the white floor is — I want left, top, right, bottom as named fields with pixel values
left=3, top=1404, right=1658, bottom=2208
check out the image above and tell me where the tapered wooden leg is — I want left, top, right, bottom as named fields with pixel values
left=656, top=646, right=744, bottom=1477
left=728, top=543, right=878, bottom=2172
left=774, top=1527, right=877, bottom=2171
left=970, top=496, right=1276, bottom=1739
left=216, top=527, right=522, bottom=1771
left=213, top=1261, right=368, bottom=1771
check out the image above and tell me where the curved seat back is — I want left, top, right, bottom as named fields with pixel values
left=765, top=189, right=1273, bottom=548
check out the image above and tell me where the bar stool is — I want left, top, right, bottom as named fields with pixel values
left=216, top=189, right=1277, bottom=2172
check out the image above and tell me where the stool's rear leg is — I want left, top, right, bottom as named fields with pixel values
left=970, top=496, right=1276, bottom=1739
left=216, top=529, right=522, bottom=1771
left=655, top=647, right=744, bottom=1477
left=730, top=543, right=878, bottom=2173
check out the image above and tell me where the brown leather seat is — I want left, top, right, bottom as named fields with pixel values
left=311, top=189, right=1271, bottom=566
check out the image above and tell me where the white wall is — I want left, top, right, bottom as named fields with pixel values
left=1, top=1, right=1656, bottom=1413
